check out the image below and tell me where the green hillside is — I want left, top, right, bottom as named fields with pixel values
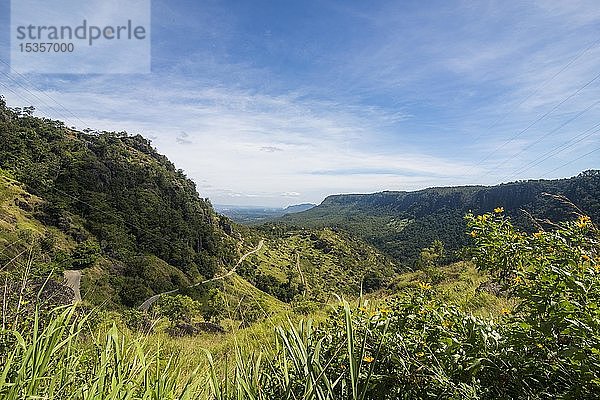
left=237, top=227, right=395, bottom=302
left=0, top=99, right=247, bottom=307
left=280, top=171, right=600, bottom=267
left=0, top=170, right=76, bottom=272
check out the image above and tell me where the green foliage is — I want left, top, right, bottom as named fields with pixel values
left=0, top=99, right=240, bottom=306
left=281, top=172, right=600, bottom=269
left=418, top=239, right=445, bottom=267
left=238, top=228, right=395, bottom=302
left=199, top=288, right=225, bottom=322
left=418, top=239, right=446, bottom=284
left=291, top=300, right=321, bottom=315
left=3, top=211, right=599, bottom=399
left=121, top=309, right=154, bottom=333
left=313, top=297, right=500, bottom=399
left=0, top=307, right=202, bottom=399
left=156, top=294, right=200, bottom=325
left=5, top=96, right=600, bottom=398
left=68, top=239, right=100, bottom=269
left=467, top=209, right=600, bottom=396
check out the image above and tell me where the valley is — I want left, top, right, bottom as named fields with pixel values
left=0, top=98, right=599, bottom=398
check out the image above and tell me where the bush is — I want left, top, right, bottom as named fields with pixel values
left=291, top=300, right=320, bottom=315
left=156, top=294, right=199, bottom=325
left=466, top=208, right=600, bottom=397
left=122, top=308, right=154, bottom=333
left=218, top=210, right=600, bottom=399
left=69, top=239, right=100, bottom=269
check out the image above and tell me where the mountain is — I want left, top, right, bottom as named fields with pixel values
left=279, top=171, right=600, bottom=268
left=283, top=203, right=316, bottom=214
left=0, top=99, right=243, bottom=307
left=217, top=203, right=316, bottom=224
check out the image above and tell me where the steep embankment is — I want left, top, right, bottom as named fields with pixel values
left=280, top=171, right=600, bottom=267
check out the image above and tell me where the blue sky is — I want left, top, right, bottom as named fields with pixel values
left=1, top=0, right=599, bottom=206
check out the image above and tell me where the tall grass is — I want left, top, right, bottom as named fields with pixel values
left=0, top=301, right=378, bottom=399
left=205, top=301, right=383, bottom=400
left=0, top=305, right=204, bottom=399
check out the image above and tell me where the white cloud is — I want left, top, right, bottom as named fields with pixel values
left=1, top=76, right=476, bottom=206
left=2, top=0, right=599, bottom=205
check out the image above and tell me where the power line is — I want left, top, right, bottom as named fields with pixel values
left=475, top=98, right=600, bottom=178
left=0, top=77, right=77, bottom=126
left=466, top=35, right=600, bottom=146
left=0, top=60, right=90, bottom=128
left=0, top=81, right=70, bottom=125
left=464, top=69, right=600, bottom=180
left=502, top=122, right=600, bottom=181
left=540, top=146, right=600, bottom=178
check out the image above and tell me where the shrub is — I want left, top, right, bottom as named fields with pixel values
left=156, top=294, right=200, bottom=325
left=467, top=208, right=600, bottom=397
left=69, top=239, right=101, bottom=269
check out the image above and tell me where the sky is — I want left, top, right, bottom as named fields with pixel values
left=1, top=0, right=599, bottom=207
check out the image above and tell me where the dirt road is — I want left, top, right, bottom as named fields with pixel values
left=138, top=239, right=264, bottom=311
left=63, top=270, right=82, bottom=303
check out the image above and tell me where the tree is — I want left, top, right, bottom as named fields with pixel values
left=69, top=240, right=100, bottom=269
left=156, top=295, right=199, bottom=325
left=200, top=288, right=224, bottom=322
left=418, top=239, right=445, bottom=267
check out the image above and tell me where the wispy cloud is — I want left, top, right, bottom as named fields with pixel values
left=1, top=0, right=598, bottom=205
left=260, top=146, right=283, bottom=153
left=1, top=76, right=472, bottom=205
left=176, top=131, right=192, bottom=145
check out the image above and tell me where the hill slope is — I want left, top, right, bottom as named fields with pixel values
left=0, top=99, right=248, bottom=307
left=237, top=227, right=395, bottom=302
left=280, top=171, right=600, bottom=267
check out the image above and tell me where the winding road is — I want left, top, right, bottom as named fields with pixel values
left=138, top=239, right=264, bottom=311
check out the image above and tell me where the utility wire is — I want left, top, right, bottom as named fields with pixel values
left=0, top=77, right=77, bottom=126
left=466, top=36, right=600, bottom=146
left=0, top=61, right=90, bottom=128
left=462, top=67, right=600, bottom=186
left=540, top=146, right=600, bottom=178
left=465, top=69, right=600, bottom=179
left=474, top=98, right=600, bottom=179
left=503, top=122, right=600, bottom=181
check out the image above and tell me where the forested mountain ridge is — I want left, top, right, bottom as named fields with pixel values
left=0, top=98, right=241, bottom=306
left=280, top=171, right=600, bottom=267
